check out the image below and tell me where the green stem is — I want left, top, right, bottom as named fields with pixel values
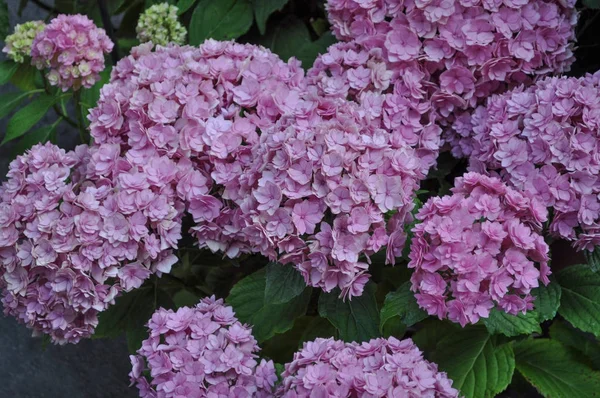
left=73, top=90, right=89, bottom=144
left=49, top=116, right=63, bottom=144
left=41, top=72, right=79, bottom=128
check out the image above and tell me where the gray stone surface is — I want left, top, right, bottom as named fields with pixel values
left=0, top=2, right=137, bottom=397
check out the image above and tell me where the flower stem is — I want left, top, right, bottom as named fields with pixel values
left=73, top=90, right=90, bottom=144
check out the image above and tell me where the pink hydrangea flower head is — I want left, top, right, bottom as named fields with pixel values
left=234, top=98, right=422, bottom=299
left=30, top=14, right=114, bottom=91
left=277, top=336, right=459, bottom=397
left=88, top=41, right=307, bottom=260
left=323, top=0, right=578, bottom=157
left=408, top=172, right=550, bottom=326
left=129, top=296, right=277, bottom=397
left=469, top=72, right=600, bottom=252
left=0, top=143, right=182, bottom=344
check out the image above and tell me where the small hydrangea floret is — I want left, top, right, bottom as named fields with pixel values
left=30, top=14, right=113, bottom=91
left=2, top=20, right=45, bottom=63
left=408, top=172, right=550, bottom=326
left=278, top=336, right=459, bottom=397
left=136, top=3, right=187, bottom=46
left=129, top=296, right=277, bottom=397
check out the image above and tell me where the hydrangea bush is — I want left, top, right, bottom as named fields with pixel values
left=1, top=0, right=600, bottom=397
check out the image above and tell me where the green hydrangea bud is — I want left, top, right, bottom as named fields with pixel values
left=2, top=21, right=46, bottom=63
left=136, top=3, right=187, bottom=46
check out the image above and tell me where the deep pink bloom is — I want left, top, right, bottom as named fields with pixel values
left=407, top=172, right=550, bottom=326
left=30, top=14, right=113, bottom=90
left=129, top=297, right=276, bottom=397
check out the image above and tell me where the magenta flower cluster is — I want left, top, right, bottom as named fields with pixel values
left=308, top=40, right=442, bottom=177
left=469, top=73, right=600, bottom=252
left=277, top=336, right=459, bottom=397
left=88, top=41, right=307, bottom=259
left=0, top=143, right=182, bottom=344
left=408, top=172, right=550, bottom=326
left=324, top=0, right=577, bottom=158
left=31, top=14, right=114, bottom=91
left=129, top=296, right=277, bottom=398
left=236, top=99, right=420, bottom=299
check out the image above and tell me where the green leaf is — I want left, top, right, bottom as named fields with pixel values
left=265, top=262, right=306, bottom=305
left=583, top=0, right=600, bottom=9
left=318, top=282, right=380, bottom=343
left=514, top=339, right=600, bottom=398
left=261, top=316, right=312, bottom=364
left=483, top=281, right=561, bottom=337
left=0, top=61, right=19, bottom=85
left=55, top=0, right=77, bottom=13
left=189, top=0, right=253, bottom=44
left=227, top=268, right=311, bottom=343
left=0, top=0, right=8, bottom=40
left=0, top=91, right=29, bottom=119
left=10, top=124, right=57, bottom=160
left=432, top=327, right=515, bottom=398
left=258, top=17, right=336, bottom=68
left=380, top=281, right=427, bottom=333
left=411, top=319, right=458, bottom=356
left=95, top=289, right=144, bottom=339
left=300, top=316, right=337, bottom=344
left=533, top=279, right=561, bottom=322
left=172, top=288, right=201, bottom=308
left=585, top=247, right=600, bottom=273
left=3, top=95, right=59, bottom=145
left=10, top=63, right=38, bottom=91
left=550, top=319, right=600, bottom=370
left=557, top=264, right=600, bottom=337
left=483, top=309, right=541, bottom=337
left=176, top=0, right=196, bottom=14
left=253, top=0, right=289, bottom=34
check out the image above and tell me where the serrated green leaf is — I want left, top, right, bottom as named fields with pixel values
left=0, top=0, right=8, bottom=39
left=533, top=279, right=561, bottom=322
left=189, top=0, right=253, bottom=44
left=95, top=289, right=144, bottom=339
left=380, top=281, right=427, bottom=333
left=585, top=247, right=600, bottom=273
left=176, top=0, right=196, bottom=14
left=261, top=316, right=313, bottom=364
left=432, top=327, right=515, bottom=398
left=318, top=282, right=380, bottom=343
left=550, top=319, right=600, bottom=370
left=227, top=268, right=311, bottom=343
left=483, top=309, right=541, bottom=337
left=265, top=262, right=306, bottom=305
left=257, top=17, right=336, bottom=68
left=514, top=339, right=600, bottom=398
left=3, top=95, right=59, bottom=145
left=483, top=281, right=561, bottom=337
left=172, top=288, right=201, bottom=308
left=0, top=61, right=19, bottom=85
left=411, top=319, right=458, bottom=356
left=253, top=0, right=289, bottom=34
left=557, top=264, right=600, bottom=337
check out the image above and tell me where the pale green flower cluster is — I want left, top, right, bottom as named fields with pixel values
left=2, top=21, right=46, bottom=63
left=136, top=3, right=187, bottom=46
